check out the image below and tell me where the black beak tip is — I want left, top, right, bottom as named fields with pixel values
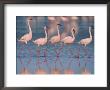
left=57, top=24, right=62, bottom=26
left=73, top=29, right=76, bottom=34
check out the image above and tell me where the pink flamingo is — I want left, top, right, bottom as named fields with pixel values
left=78, top=26, right=92, bottom=74
left=18, top=18, right=32, bottom=44
left=78, top=27, right=92, bottom=46
left=49, top=24, right=61, bottom=44
left=61, top=27, right=75, bottom=44
left=33, top=26, right=48, bottom=46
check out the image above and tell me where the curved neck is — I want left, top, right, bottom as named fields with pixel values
left=27, top=20, right=32, bottom=33
left=71, top=27, right=75, bottom=38
left=89, top=28, right=92, bottom=38
left=44, top=29, right=47, bottom=39
left=71, top=30, right=74, bottom=38
left=57, top=25, right=60, bottom=36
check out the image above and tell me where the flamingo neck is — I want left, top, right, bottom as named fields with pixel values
left=45, top=29, right=47, bottom=39
left=89, top=29, right=92, bottom=39
left=57, top=25, right=60, bottom=36
left=71, top=26, right=75, bottom=38
left=28, top=20, right=32, bottom=33
left=71, top=30, right=75, bottom=38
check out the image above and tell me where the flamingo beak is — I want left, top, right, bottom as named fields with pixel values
left=32, top=41, right=35, bottom=43
left=57, top=24, right=62, bottom=26
left=72, top=29, right=76, bottom=34
left=44, top=26, right=47, bottom=30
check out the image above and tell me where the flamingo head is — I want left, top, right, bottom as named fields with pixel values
left=89, top=26, right=92, bottom=32
left=32, top=40, right=35, bottom=43
left=27, top=18, right=32, bottom=23
left=44, top=26, right=47, bottom=30
left=71, top=27, right=76, bottom=34
left=57, top=24, right=62, bottom=30
left=57, top=24, right=62, bottom=26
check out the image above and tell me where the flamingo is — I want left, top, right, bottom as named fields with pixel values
left=61, top=27, right=75, bottom=44
left=33, top=26, right=48, bottom=46
left=18, top=18, right=32, bottom=44
left=49, top=24, right=61, bottom=44
left=78, top=26, right=92, bottom=74
left=78, top=26, right=92, bottom=46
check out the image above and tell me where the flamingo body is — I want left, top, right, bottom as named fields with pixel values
left=33, top=38, right=47, bottom=46
left=33, top=26, right=47, bottom=46
left=49, top=35, right=60, bottom=44
left=79, top=38, right=92, bottom=46
left=20, top=33, right=32, bottom=41
left=61, top=36, right=75, bottom=44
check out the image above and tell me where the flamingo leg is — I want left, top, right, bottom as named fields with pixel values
left=43, top=48, right=51, bottom=73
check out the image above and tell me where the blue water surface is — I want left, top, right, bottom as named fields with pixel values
left=16, top=16, right=94, bottom=74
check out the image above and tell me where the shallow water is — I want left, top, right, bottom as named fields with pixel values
left=16, top=16, right=94, bottom=74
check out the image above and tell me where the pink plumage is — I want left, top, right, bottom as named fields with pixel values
left=18, top=18, right=32, bottom=44
left=33, top=26, right=47, bottom=46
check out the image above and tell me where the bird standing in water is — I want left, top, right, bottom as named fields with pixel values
left=18, top=17, right=32, bottom=44
left=78, top=26, right=92, bottom=46
left=49, top=24, right=61, bottom=44
left=33, top=26, right=48, bottom=46
left=61, top=26, right=76, bottom=44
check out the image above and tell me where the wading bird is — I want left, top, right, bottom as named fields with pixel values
left=61, top=27, right=76, bottom=44
left=33, top=26, right=48, bottom=46
left=49, top=24, right=61, bottom=44
left=18, top=18, right=32, bottom=44
left=78, top=27, right=92, bottom=46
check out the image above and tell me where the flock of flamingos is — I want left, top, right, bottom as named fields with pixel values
left=17, top=16, right=93, bottom=74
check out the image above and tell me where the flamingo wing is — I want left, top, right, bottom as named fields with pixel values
left=61, top=36, right=75, bottom=43
left=80, top=38, right=92, bottom=45
left=34, top=38, right=47, bottom=46
left=50, top=36, right=60, bottom=43
left=20, top=33, right=29, bottom=40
